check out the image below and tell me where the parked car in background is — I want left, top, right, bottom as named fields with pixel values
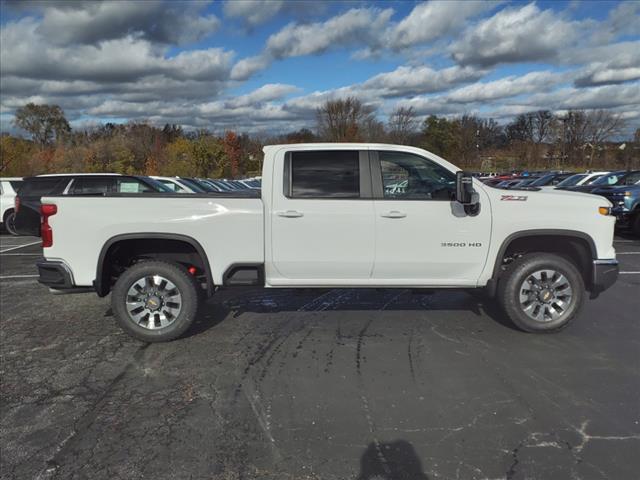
left=238, top=179, right=261, bottom=189
left=481, top=177, right=509, bottom=187
left=591, top=171, right=640, bottom=236
left=508, top=178, right=539, bottom=188
left=151, top=176, right=206, bottom=193
left=14, top=174, right=171, bottom=236
left=554, top=172, right=609, bottom=189
left=201, top=179, right=234, bottom=192
left=565, top=171, right=629, bottom=193
left=0, top=177, right=23, bottom=235
left=528, top=173, right=573, bottom=187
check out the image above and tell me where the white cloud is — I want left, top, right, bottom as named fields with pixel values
left=0, top=18, right=233, bottom=83
left=363, top=65, right=487, bottom=98
left=388, top=1, right=494, bottom=50
left=266, top=7, right=393, bottom=58
left=222, top=0, right=326, bottom=28
left=223, top=0, right=284, bottom=27
left=572, top=41, right=640, bottom=86
left=445, top=71, right=567, bottom=103
left=226, top=84, right=300, bottom=107
left=523, top=84, right=640, bottom=111
left=37, top=0, right=219, bottom=46
left=230, top=55, right=272, bottom=81
left=451, top=3, right=579, bottom=66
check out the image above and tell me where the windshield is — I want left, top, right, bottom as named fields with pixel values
left=584, top=174, right=603, bottom=185
left=140, top=177, right=173, bottom=192
left=556, top=174, right=586, bottom=187
left=175, top=178, right=206, bottom=192
left=592, top=172, right=625, bottom=186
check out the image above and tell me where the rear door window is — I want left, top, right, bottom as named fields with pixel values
left=287, top=151, right=360, bottom=198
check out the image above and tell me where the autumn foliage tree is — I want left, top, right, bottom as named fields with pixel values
left=13, top=103, right=70, bottom=147
left=223, top=131, right=241, bottom=178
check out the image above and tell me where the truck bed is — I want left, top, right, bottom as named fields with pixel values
left=41, top=194, right=264, bottom=286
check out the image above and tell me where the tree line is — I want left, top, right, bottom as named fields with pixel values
left=1, top=99, right=638, bottom=178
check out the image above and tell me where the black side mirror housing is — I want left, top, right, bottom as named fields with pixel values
left=456, top=171, right=474, bottom=204
left=456, top=171, right=480, bottom=215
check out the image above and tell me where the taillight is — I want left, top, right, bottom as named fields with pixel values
left=41, top=204, right=57, bottom=248
left=14, top=197, right=20, bottom=213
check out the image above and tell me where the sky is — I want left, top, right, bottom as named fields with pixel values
left=0, top=0, right=639, bottom=137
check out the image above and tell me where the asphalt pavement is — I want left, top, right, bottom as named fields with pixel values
left=1, top=232, right=639, bottom=480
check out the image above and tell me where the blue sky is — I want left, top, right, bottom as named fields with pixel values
left=1, top=0, right=639, bottom=136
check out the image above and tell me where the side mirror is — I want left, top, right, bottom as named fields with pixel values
left=456, top=171, right=474, bottom=204
left=456, top=171, right=480, bottom=216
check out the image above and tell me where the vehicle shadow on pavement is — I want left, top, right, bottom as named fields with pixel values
left=357, top=439, right=430, bottom=480
left=177, top=287, right=519, bottom=339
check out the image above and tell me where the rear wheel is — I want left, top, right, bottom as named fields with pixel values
left=3, top=210, right=19, bottom=236
left=111, top=260, right=200, bottom=342
left=497, top=253, right=584, bottom=333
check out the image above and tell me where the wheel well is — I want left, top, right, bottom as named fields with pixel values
left=97, top=237, right=211, bottom=297
left=494, top=234, right=594, bottom=290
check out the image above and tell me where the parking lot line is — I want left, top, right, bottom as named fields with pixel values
left=620, top=272, right=640, bottom=274
left=616, top=252, right=640, bottom=255
left=0, top=241, right=41, bottom=253
left=0, top=275, right=39, bottom=279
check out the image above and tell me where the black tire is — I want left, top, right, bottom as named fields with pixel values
left=3, top=210, right=19, bottom=236
left=632, top=212, right=640, bottom=238
left=111, top=260, right=200, bottom=342
left=497, top=253, right=584, bottom=333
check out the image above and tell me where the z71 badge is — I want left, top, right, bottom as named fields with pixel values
left=501, top=195, right=528, bottom=201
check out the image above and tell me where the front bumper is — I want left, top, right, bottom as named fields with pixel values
left=36, top=259, right=93, bottom=294
left=591, top=259, right=619, bottom=295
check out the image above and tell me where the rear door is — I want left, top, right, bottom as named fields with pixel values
left=268, top=149, right=375, bottom=284
left=370, top=150, right=491, bottom=285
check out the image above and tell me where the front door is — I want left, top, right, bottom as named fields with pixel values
left=370, top=150, right=491, bottom=285
left=269, top=149, right=375, bottom=284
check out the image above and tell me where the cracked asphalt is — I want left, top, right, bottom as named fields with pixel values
left=1, top=232, right=639, bottom=480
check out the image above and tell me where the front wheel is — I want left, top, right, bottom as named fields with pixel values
left=4, top=211, right=19, bottom=236
left=111, top=260, right=200, bottom=342
left=497, top=253, right=584, bottom=333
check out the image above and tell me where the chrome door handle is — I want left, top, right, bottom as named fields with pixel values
left=276, top=210, right=304, bottom=218
left=381, top=210, right=407, bottom=218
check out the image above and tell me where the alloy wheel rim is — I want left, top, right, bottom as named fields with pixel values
left=6, top=213, right=17, bottom=235
left=518, top=269, right=573, bottom=323
left=125, top=275, right=182, bottom=330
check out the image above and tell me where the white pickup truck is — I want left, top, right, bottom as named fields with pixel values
left=37, top=144, right=619, bottom=341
